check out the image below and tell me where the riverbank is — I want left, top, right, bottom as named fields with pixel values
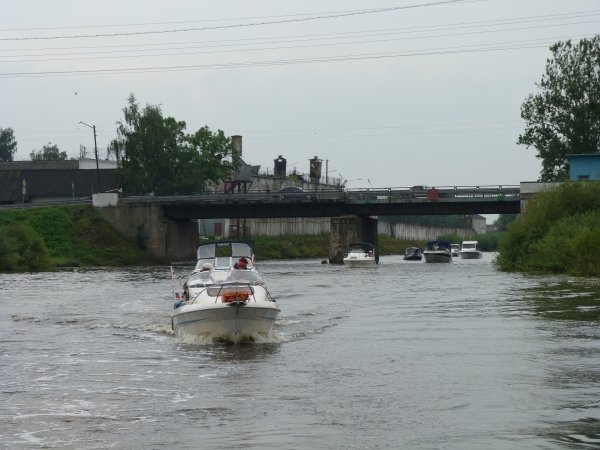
left=0, top=205, right=151, bottom=271
left=0, top=205, right=427, bottom=271
left=496, top=181, right=600, bottom=277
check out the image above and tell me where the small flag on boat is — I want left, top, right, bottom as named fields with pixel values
left=170, top=266, right=183, bottom=302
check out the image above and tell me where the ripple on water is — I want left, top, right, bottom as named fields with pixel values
left=2, top=260, right=600, bottom=449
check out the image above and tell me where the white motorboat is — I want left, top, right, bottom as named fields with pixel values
left=423, top=240, right=452, bottom=263
left=343, top=242, right=377, bottom=267
left=450, top=243, right=461, bottom=257
left=172, top=241, right=280, bottom=343
left=459, top=240, right=483, bottom=259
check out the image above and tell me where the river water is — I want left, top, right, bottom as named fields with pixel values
left=1, top=254, right=600, bottom=449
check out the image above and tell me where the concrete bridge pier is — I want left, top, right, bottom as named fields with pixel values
left=329, top=215, right=379, bottom=264
left=94, top=196, right=197, bottom=263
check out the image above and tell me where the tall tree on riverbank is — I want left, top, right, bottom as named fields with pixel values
left=0, top=127, right=17, bottom=162
left=518, top=36, right=600, bottom=181
left=111, top=94, right=235, bottom=195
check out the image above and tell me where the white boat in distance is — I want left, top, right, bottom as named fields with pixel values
left=172, top=241, right=280, bottom=343
left=450, top=243, right=461, bottom=257
left=460, top=240, right=483, bottom=259
left=423, top=240, right=452, bottom=263
left=343, top=242, right=377, bottom=267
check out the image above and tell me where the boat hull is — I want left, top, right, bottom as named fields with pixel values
left=423, top=251, right=452, bottom=263
left=172, top=303, right=280, bottom=341
left=343, top=257, right=376, bottom=267
left=460, top=251, right=482, bottom=259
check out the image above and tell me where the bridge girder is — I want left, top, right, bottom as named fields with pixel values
left=159, top=198, right=520, bottom=220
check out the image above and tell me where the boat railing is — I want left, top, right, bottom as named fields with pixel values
left=188, top=280, right=274, bottom=304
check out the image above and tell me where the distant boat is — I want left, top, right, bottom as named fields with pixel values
left=423, top=240, right=452, bottom=263
left=450, top=243, right=460, bottom=257
left=343, top=242, right=377, bottom=267
left=403, top=246, right=423, bottom=261
left=459, top=240, right=482, bottom=259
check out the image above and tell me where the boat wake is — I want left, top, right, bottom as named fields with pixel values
left=175, top=330, right=282, bottom=345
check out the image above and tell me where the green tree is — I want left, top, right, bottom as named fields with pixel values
left=0, top=127, right=17, bottom=162
left=518, top=36, right=600, bottom=181
left=112, top=94, right=234, bottom=195
left=184, top=126, right=235, bottom=189
left=30, top=142, right=67, bottom=161
left=494, top=214, right=518, bottom=232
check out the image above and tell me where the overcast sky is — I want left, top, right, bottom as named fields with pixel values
left=2, top=0, right=599, bottom=191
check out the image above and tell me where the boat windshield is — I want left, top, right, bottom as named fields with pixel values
left=426, top=241, right=451, bottom=250
left=188, top=267, right=265, bottom=286
left=224, top=270, right=265, bottom=285
left=196, top=242, right=252, bottom=260
left=186, top=271, right=214, bottom=288
left=195, top=242, right=254, bottom=270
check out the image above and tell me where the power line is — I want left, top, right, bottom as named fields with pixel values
left=0, top=35, right=593, bottom=79
left=0, top=2, right=481, bottom=33
left=1, top=8, right=596, bottom=55
left=1, top=20, right=597, bottom=64
left=0, top=0, right=477, bottom=41
left=15, top=120, right=523, bottom=144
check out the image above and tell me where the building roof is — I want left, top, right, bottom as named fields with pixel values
left=0, top=159, right=118, bottom=171
left=0, top=164, right=117, bottom=203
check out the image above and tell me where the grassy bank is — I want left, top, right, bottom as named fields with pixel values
left=1, top=204, right=462, bottom=271
left=0, top=205, right=150, bottom=271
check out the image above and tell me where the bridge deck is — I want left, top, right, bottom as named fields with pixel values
left=120, top=186, right=521, bottom=219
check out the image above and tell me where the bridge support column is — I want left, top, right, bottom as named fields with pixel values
left=329, top=215, right=379, bottom=264
left=95, top=202, right=197, bottom=263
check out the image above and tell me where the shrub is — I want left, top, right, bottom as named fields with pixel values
left=0, top=222, right=51, bottom=271
left=496, top=182, right=600, bottom=276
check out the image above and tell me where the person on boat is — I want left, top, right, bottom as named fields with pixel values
left=200, top=262, right=214, bottom=272
left=234, top=257, right=249, bottom=269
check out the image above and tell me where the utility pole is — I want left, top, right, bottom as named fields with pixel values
left=79, top=121, right=101, bottom=192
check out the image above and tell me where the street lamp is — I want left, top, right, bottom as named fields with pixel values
left=79, top=121, right=101, bottom=192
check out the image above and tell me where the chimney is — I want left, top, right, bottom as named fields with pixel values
left=231, top=135, right=242, bottom=157
left=274, top=155, right=287, bottom=177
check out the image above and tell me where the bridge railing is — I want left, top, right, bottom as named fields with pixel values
left=118, top=185, right=520, bottom=204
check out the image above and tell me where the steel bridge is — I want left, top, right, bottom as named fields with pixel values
left=120, top=185, right=521, bottom=220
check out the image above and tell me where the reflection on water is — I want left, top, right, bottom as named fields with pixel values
left=519, top=278, right=600, bottom=447
left=547, top=418, right=600, bottom=447
left=522, top=279, right=600, bottom=321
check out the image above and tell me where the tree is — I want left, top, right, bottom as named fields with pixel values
left=494, top=214, right=518, bottom=232
left=518, top=36, right=600, bottom=181
left=111, top=94, right=235, bottom=195
left=30, top=142, right=67, bottom=161
left=184, top=126, right=235, bottom=189
left=0, top=127, right=17, bottom=162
